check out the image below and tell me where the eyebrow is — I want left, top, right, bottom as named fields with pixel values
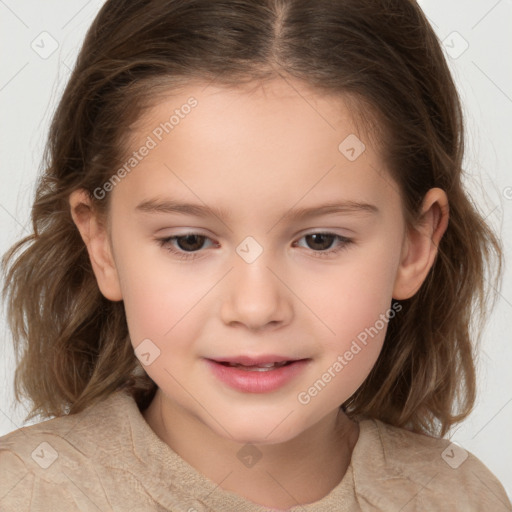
left=135, top=198, right=379, bottom=221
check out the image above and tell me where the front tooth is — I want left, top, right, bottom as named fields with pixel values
left=224, top=361, right=289, bottom=370
left=226, top=362, right=277, bottom=368
left=236, top=362, right=288, bottom=371
left=238, top=364, right=276, bottom=370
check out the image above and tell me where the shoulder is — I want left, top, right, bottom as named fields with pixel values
left=352, top=418, right=512, bottom=512
left=0, top=390, right=137, bottom=511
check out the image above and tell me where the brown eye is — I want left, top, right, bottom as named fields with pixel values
left=294, top=232, right=353, bottom=258
left=304, top=233, right=336, bottom=251
left=175, top=234, right=207, bottom=252
left=156, top=233, right=216, bottom=261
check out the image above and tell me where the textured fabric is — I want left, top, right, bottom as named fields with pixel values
left=1, top=389, right=510, bottom=511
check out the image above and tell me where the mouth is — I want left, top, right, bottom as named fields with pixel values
left=210, top=354, right=306, bottom=370
left=215, top=360, right=296, bottom=371
left=205, top=355, right=310, bottom=393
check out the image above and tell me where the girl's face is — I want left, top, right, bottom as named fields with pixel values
left=86, top=78, right=435, bottom=444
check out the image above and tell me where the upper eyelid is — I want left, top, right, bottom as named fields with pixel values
left=158, top=226, right=354, bottom=237
left=159, top=230, right=350, bottom=240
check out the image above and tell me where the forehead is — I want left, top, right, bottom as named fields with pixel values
left=110, top=77, right=398, bottom=221
left=132, top=77, right=373, bottom=153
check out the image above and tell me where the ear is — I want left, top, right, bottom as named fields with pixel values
left=392, top=188, right=449, bottom=300
left=68, top=189, right=123, bottom=301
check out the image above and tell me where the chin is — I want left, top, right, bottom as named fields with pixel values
left=210, top=414, right=311, bottom=446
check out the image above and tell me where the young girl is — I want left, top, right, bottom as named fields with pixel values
left=1, top=0, right=510, bottom=510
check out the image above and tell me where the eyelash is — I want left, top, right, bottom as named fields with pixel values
left=156, top=232, right=353, bottom=261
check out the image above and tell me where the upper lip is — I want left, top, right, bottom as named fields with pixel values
left=208, top=355, right=305, bottom=365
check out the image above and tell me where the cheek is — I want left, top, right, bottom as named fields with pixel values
left=113, top=240, right=208, bottom=346
left=312, top=245, right=399, bottom=338
left=296, top=265, right=394, bottom=410
left=118, top=259, right=210, bottom=388
left=298, top=238, right=400, bottom=390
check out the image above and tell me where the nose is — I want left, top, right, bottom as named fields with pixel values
left=219, top=247, right=294, bottom=331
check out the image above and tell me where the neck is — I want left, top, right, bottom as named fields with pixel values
left=143, top=389, right=359, bottom=509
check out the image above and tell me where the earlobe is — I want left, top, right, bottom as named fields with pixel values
left=392, top=188, right=449, bottom=300
left=68, top=189, right=123, bottom=301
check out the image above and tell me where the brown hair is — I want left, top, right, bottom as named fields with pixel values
left=1, top=0, right=502, bottom=436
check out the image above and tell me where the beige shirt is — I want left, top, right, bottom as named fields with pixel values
left=0, top=389, right=510, bottom=511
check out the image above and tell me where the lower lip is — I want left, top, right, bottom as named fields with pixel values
left=205, top=359, right=310, bottom=393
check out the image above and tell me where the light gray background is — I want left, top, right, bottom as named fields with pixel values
left=1, top=0, right=511, bottom=500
